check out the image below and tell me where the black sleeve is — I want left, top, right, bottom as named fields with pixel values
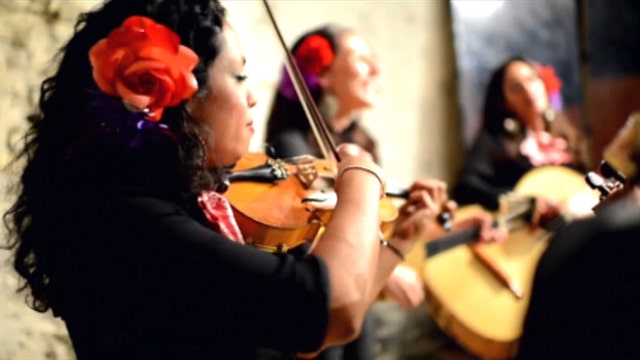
left=267, top=128, right=314, bottom=159
left=453, top=132, right=512, bottom=210
left=127, top=195, right=331, bottom=353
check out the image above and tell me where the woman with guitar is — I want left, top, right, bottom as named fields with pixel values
left=1, top=1, right=460, bottom=358
left=518, top=113, right=640, bottom=359
left=453, top=57, right=589, bottom=218
left=417, top=57, right=596, bottom=360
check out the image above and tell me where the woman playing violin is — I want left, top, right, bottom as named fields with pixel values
left=2, top=1, right=470, bottom=359
left=264, top=24, right=492, bottom=360
left=453, top=57, right=589, bottom=216
left=265, top=24, right=431, bottom=360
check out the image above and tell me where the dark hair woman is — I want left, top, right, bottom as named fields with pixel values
left=453, top=56, right=588, bottom=211
left=3, top=1, right=445, bottom=358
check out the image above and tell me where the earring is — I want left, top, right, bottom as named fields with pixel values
left=503, top=117, right=521, bottom=135
left=543, top=108, right=556, bottom=123
left=319, top=93, right=339, bottom=122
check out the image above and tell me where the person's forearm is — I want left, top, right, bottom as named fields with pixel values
left=310, top=170, right=383, bottom=349
left=312, top=170, right=382, bottom=309
left=366, top=238, right=405, bottom=306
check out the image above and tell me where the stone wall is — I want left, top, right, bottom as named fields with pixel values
left=0, top=2, right=102, bottom=359
left=0, top=1, right=459, bottom=359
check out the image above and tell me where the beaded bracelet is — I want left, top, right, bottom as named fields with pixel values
left=379, top=237, right=405, bottom=261
left=337, top=164, right=386, bottom=199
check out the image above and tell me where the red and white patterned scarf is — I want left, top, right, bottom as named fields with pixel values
left=520, top=131, right=573, bottom=167
left=197, top=190, right=245, bottom=244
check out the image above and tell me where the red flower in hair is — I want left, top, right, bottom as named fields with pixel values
left=89, top=16, right=199, bottom=122
left=535, top=63, right=562, bottom=95
left=294, top=35, right=334, bottom=76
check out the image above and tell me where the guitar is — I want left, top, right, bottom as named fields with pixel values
left=403, top=165, right=599, bottom=360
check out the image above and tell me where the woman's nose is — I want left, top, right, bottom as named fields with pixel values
left=369, top=60, right=380, bottom=76
left=247, top=88, right=258, bottom=108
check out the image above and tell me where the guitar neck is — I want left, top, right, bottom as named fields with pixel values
left=426, top=225, right=482, bottom=257
left=425, top=202, right=567, bottom=258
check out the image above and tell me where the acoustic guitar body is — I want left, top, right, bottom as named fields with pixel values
left=408, top=166, right=599, bottom=359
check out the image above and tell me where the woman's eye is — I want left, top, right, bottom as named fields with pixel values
left=508, top=83, right=523, bottom=93
left=235, top=74, right=248, bottom=82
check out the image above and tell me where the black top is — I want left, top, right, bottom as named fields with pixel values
left=51, top=185, right=330, bottom=359
left=453, top=131, right=536, bottom=210
left=518, top=198, right=640, bottom=359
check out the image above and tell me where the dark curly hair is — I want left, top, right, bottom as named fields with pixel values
left=3, top=0, right=227, bottom=312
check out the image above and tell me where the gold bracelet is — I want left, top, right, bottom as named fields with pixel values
left=337, top=165, right=386, bottom=199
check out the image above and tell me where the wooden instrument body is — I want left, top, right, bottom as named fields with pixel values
left=227, top=152, right=397, bottom=252
left=226, top=152, right=334, bottom=252
left=405, top=166, right=599, bottom=359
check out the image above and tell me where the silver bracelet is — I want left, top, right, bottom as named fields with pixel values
left=337, top=165, right=386, bottom=199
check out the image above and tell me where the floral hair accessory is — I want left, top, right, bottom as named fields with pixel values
left=89, top=15, right=199, bottom=122
left=279, top=34, right=334, bottom=100
left=295, top=34, right=334, bottom=76
left=535, top=63, right=563, bottom=110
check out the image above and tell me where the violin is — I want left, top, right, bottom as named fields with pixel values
left=226, top=152, right=399, bottom=252
left=222, top=0, right=402, bottom=253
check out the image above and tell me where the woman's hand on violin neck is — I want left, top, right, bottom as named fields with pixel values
left=392, top=184, right=443, bottom=250
left=410, top=178, right=449, bottom=209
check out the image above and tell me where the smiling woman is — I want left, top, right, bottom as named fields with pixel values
left=266, top=24, right=381, bottom=162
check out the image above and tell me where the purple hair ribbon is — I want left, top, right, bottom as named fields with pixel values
left=549, top=91, right=563, bottom=111
left=277, top=65, right=320, bottom=101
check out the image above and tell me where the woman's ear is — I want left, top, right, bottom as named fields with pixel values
left=185, top=97, right=198, bottom=119
left=317, top=71, right=332, bottom=92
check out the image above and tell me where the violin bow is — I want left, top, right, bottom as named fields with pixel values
left=262, top=0, right=341, bottom=164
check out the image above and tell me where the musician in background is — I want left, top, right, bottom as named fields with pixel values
left=266, top=24, right=380, bottom=163
left=265, top=24, right=430, bottom=360
left=265, top=24, right=489, bottom=360
left=518, top=113, right=640, bottom=359
left=453, top=57, right=589, bottom=214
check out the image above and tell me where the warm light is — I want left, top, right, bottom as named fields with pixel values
left=452, top=0, right=505, bottom=19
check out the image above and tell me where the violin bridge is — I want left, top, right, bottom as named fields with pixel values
left=295, top=157, right=319, bottom=188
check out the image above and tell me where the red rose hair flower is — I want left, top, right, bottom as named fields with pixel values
left=89, top=16, right=199, bottom=122
left=294, top=34, right=335, bottom=76
left=534, top=63, right=562, bottom=95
